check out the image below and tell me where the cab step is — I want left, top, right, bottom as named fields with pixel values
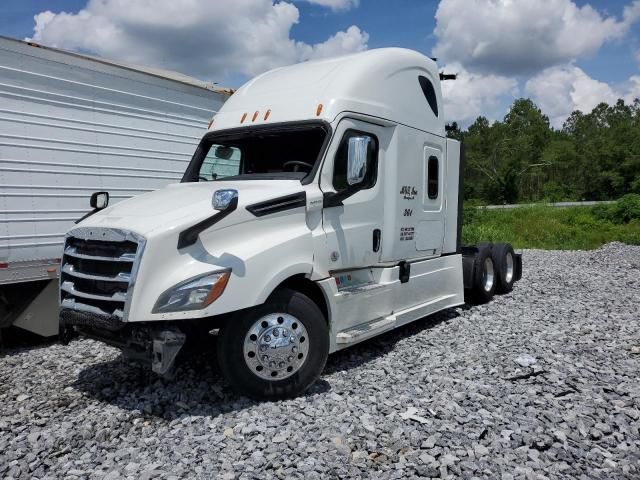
left=336, top=315, right=396, bottom=344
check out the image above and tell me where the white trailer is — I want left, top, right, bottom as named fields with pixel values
left=59, top=48, right=522, bottom=398
left=0, top=36, right=231, bottom=337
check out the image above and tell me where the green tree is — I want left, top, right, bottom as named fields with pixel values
left=464, top=99, right=552, bottom=203
left=459, top=96, right=640, bottom=204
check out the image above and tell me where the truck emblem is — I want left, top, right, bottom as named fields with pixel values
left=330, top=251, right=340, bottom=262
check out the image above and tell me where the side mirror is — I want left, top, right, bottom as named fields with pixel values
left=90, top=191, right=109, bottom=210
left=212, top=189, right=238, bottom=211
left=347, top=136, right=370, bottom=185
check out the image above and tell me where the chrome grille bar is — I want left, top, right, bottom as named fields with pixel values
left=59, top=227, right=146, bottom=321
left=64, top=246, right=136, bottom=262
left=61, top=281, right=127, bottom=302
left=61, top=298, right=124, bottom=319
left=61, top=263, right=131, bottom=282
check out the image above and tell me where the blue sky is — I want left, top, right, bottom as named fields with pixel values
left=2, top=0, right=639, bottom=127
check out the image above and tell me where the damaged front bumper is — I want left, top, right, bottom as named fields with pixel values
left=59, top=308, right=186, bottom=377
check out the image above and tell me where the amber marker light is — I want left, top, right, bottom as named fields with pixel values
left=203, top=271, right=231, bottom=307
left=240, top=112, right=248, bottom=123
left=252, top=111, right=259, bottom=122
left=316, top=104, right=323, bottom=116
left=207, top=119, right=214, bottom=129
left=264, top=109, right=271, bottom=120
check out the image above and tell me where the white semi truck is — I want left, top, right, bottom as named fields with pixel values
left=0, top=36, right=231, bottom=338
left=58, top=48, right=522, bottom=399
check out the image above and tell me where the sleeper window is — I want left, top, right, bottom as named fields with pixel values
left=418, top=76, right=439, bottom=117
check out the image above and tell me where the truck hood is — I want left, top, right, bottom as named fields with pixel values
left=80, top=180, right=306, bottom=236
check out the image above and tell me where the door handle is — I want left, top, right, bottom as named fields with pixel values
left=373, top=229, right=381, bottom=252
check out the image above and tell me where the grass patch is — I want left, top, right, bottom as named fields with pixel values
left=462, top=202, right=640, bottom=250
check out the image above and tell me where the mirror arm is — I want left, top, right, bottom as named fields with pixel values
left=323, top=184, right=360, bottom=208
left=75, top=208, right=100, bottom=224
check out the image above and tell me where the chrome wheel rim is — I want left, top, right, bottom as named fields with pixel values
left=243, top=313, right=309, bottom=380
left=505, top=252, right=514, bottom=284
left=483, top=257, right=495, bottom=292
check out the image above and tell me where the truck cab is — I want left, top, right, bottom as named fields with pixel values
left=59, top=48, right=521, bottom=398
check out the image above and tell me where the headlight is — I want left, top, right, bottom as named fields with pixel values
left=153, top=270, right=230, bottom=313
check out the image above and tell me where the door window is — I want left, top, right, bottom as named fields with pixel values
left=332, top=130, right=379, bottom=191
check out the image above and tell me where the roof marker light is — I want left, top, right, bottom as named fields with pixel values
left=207, top=119, right=214, bottom=129
left=252, top=111, right=259, bottom=122
left=264, top=109, right=271, bottom=120
left=240, top=113, right=247, bottom=123
left=316, top=104, right=323, bottom=116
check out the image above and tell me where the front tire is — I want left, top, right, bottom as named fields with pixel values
left=217, top=288, right=329, bottom=399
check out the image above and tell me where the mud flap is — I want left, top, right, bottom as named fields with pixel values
left=151, top=329, right=186, bottom=378
left=514, top=253, right=523, bottom=282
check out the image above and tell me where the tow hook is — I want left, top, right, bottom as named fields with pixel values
left=151, top=329, right=186, bottom=378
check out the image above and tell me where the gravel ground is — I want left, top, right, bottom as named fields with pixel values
left=1, top=242, right=639, bottom=479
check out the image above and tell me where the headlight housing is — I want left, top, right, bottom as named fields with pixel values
left=153, top=270, right=230, bottom=313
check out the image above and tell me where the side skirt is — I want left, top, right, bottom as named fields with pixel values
left=333, top=293, right=461, bottom=349
left=317, top=254, right=465, bottom=353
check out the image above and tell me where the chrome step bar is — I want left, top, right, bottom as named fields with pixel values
left=64, top=246, right=136, bottom=263
left=336, top=315, right=397, bottom=344
left=61, top=281, right=127, bottom=302
left=61, top=263, right=131, bottom=282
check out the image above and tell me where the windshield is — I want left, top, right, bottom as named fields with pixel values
left=182, top=123, right=329, bottom=183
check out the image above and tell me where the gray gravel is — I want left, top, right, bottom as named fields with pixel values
left=1, top=242, right=639, bottom=479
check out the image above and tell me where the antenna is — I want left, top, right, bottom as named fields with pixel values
left=439, top=73, right=457, bottom=81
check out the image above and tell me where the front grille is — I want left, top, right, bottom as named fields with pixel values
left=60, top=228, right=145, bottom=320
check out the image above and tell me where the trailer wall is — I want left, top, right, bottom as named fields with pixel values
left=0, top=37, right=229, bottom=285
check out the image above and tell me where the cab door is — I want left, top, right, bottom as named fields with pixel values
left=319, top=118, right=388, bottom=271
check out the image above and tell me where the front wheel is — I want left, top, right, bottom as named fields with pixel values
left=217, top=288, right=329, bottom=399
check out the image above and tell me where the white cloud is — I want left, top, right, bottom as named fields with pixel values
left=433, top=0, right=640, bottom=76
left=624, top=76, right=640, bottom=104
left=440, top=62, right=519, bottom=124
left=28, top=0, right=368, bottom=84
left=525, top=65, right=640, bottom=127
left=300, top=0, right=359, bottom=11
left=305, top=26, right=368, bottom=59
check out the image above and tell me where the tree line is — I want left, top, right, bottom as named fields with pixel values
left=447, top=98, right=640, bottom=204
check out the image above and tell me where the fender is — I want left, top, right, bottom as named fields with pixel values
left=254, top=262, right=314, bottom=305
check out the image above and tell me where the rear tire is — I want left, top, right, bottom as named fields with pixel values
left=492, top=243, right=516, bottom=294
left=469, top=245, right=496, bottom=304
left=217, top=288, right=329, bottom=399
